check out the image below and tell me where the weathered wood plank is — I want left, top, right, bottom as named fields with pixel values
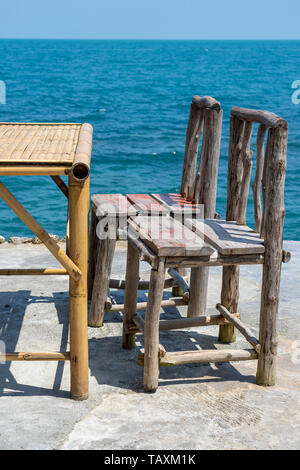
left=152, top=193, right=199, bottom=215
left=126, top=194, right=168, bottom=215
left=186, top=218, right=265, bottom=255
left=92, top=193, right=137, bottom=218
left=129, top=215, right=214, bottom=257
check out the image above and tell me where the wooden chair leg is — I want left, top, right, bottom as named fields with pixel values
left=256, top=259, right=280, bottom=386
left=256, top=127, right=286, bottom=386
left=122, top=243, right=140, bottom=349
left=144, top=258, right=166, bottom=392
left=89, top=233, right=116, bottom=328
left=218, top=265, right=238, bottom=343
left=188, top=266, right=208, bottom=317
left=88, top=209, right=100, bottom=300
left=172, top=267, right=187, bottom=297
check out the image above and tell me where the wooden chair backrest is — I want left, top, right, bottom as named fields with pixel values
left=180, top=96, right=223, bottom=218
left=226, top=107, right=288, bottom=246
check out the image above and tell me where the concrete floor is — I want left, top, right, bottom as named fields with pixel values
left=0, top=240, right=299, bottom=450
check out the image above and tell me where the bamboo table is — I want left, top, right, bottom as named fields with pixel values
left=0, top=122, right=93, bottom=400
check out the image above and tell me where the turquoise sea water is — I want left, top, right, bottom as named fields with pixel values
left=0, top=40, right=299, bottom=239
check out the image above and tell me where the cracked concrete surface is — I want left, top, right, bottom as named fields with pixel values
left=0, top=241, right=299, bottom=450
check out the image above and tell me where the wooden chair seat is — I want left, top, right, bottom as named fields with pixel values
left=128, top=215, right=214, bottom=257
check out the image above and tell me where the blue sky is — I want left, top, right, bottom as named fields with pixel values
left=0, top=0, right=299, bottom=39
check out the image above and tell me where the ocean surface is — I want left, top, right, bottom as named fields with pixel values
left=0, top=40, right=299, bottom=239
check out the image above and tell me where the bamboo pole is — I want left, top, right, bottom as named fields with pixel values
left=0, top=182, right=81, bottom=281
left=256, top=124, right=288, bottom=386
left=0, top=166, right=69, bottom=176
left=0, top=268, right=68, bottom=276
left=71, top=123, right=93, bottom=182
left=0, top=352, right=70, bottom=361
left=68, top=175, right=89, bottom=400
left=51, top=175, right=69, bottom=198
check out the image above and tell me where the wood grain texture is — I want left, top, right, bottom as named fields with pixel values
left=186, top=218, right=265, bottom=255
left=252, top=124, right=268, bottom=233
left=216, top=303, right=260, bottom=352
left=122, top=243, right=140, bottom=348
left=129, top=215, right=214, bottom=257
left=231, top=107, right=287, bottom=129
left=92, top=193, right=137, bottom=218
left=138, top=348, right=258, bottom=366
left=256, top=125, right=287, bottom=386
left=144, top=258, right=166, bottom=392
left=152, top=192, right=199, bottom=215
left=126, top=194, right=168, bottom=215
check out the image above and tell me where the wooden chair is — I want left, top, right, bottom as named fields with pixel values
left=122, top=106, right=290, bottom=392
left=88, top=95, right=223, bottom=327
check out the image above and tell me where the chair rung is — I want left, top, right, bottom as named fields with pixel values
left=0, top=352, right=70, bottom=361
left=138, top=348, right=258, bottom=367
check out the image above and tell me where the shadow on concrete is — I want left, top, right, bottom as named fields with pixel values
left=0, top=288, right=256, bottom=398
left=0, top=290, right=70, bottom=398
left=89, top=290, right=256, bottom=392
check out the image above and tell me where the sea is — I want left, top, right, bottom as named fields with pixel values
left=0, top=39, right=299, bottom=239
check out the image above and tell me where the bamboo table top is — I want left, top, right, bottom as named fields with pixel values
left=0, top=122, right=93, bottom=178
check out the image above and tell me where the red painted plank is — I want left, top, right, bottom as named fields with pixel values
left=126, top=194, right=168, bottom=215
left=92, top=194, right=137, bottom=217
left=152, top=193, right=202, bottom=215
left=129, top=215, right=214, bottom=257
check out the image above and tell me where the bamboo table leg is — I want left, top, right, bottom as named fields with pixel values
left=68, top=175, right=89, bottom=400
left=144, top=257, right=166, bottom=392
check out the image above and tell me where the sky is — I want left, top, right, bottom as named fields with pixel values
left=0, top=0, right=299, bottom=40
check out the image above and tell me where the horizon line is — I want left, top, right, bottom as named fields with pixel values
left=0, top=37, right=300, bottom=41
